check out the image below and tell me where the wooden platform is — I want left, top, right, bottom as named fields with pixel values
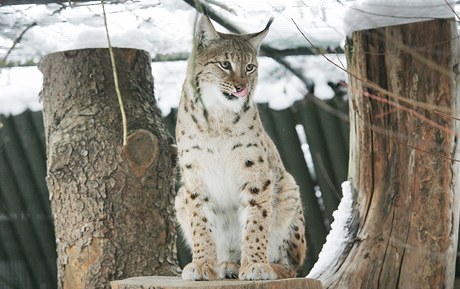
left=111, top=276, right=323, bottom=289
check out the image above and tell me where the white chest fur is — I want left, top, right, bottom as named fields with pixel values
left=181, top=136, right=245, bottom=208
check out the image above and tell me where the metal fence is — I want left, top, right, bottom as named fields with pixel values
left=0, top=111, right=56, bottom=289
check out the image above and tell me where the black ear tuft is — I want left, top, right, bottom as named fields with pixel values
left=265, top=17, right=274, bottom=30
left=247, top=17, right=274, bottom=50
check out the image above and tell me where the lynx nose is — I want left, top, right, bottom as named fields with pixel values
left=231, top=85, right=249, bottom=97
left=235, top=85, right=245, bottom=92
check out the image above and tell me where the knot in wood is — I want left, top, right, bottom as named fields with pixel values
left=123, top=129, right=159, bottom=177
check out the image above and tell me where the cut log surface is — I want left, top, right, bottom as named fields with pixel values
left=111, top=276, right=323, bottom=289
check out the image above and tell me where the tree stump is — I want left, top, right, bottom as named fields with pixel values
left=309, top=19, right=459, bottom=289
left=111, top=276, right=323, bottom=289
left=39, top=48, right=180, bottom=289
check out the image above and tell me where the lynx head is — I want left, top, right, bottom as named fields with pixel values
left=187, top=15, right=273, bottom=112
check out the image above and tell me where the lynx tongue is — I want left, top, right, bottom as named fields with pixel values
left=231, top=87, right=248, bottom=98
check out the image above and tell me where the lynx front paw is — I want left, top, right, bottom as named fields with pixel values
left=239, top=263, right=277, bottom=280
left=216, top=261, right=239, bottom=279
left=182, top=262, right=217, bottom=281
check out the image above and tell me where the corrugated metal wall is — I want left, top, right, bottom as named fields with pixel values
left=0, top=111, right=57, bottom=289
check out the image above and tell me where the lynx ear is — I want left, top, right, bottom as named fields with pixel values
left=196, top=15, right=220, bottom=47
left=247, top=17, right=273, bottom=50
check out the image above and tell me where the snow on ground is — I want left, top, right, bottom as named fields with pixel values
left=344, top=0, right=457, bottom=36
left=307, top=180, right=354, bottom=278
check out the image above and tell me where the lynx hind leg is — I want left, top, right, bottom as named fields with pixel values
left=174, top=187, right=192, bottom=247
left=268, top=174, right=307, bottom=277
left=270, top=263, right=296, bottom=279
left=268, top=211, right=306, bottom=279
left=286, top=207, right=307, bottom=272
left=174, top=187, right=192, bottom=248
left=268, top=206, right=306, bottom=279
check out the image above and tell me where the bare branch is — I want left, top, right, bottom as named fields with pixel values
left=152, top=52, right=189, bottom=62
left=2, top=22, right=37, bottom=65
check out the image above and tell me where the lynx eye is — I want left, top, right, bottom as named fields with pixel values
left=246, top=64, right=256, bottom=73
left=219, top=61, right=232, bottom=70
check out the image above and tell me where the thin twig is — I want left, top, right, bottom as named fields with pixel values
left=443, top=0, right=460, bottom=19
left=351, top=102, right=460, bottom=163
left=101, top=0, right=128, bottom=146
left=2, top=22, right=37, bottom=65
left=434, top=109, right=460, bottom=121
left=362, top=90, right=459, bottom=138
left=403, top=141, right=459, bottom=163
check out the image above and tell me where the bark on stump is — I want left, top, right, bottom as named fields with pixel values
left=309, top=19, right=459, bottom=289
left=39, top=48, right=180, bottom=289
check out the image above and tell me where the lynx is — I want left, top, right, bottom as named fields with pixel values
left=174, top=15, right=306, bottom=281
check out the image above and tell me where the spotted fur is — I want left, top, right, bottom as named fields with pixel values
left=175, top=15, right=306, bottom=281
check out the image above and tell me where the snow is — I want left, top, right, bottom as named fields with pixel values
left=307, top=181, right=354, bottom=278
left=344, top=0, right=457, bottom=36
left=256, top=57, right=306, bottom=110
left=0, top=0, right=348, bottom=116
left=286, top=54, right=347, bottom=100
left=0, top=0, right=350, bottom=116
left=0, top=0, right=345, bottom=64
left=0, top=52, right=347, bottom=116
left=68, top=27, right=153, bottom=52
left=0, top=67, right=42, bottom=115
left=152, top=61, right=186, bottom=116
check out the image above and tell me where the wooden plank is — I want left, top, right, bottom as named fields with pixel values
left=111, top=276, right=323, bottom=289
left=330, top=96, right=350, bottom=155
left=295, top=97, right=340, bottom=225
left=316, top=99, right=348, bottom=188
left=257, top=104, right=283, bottom=157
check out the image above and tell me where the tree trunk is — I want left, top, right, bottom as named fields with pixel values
left=39, top=48, right=180, bottom=289
left=309, top=19, right=459, bottom=289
